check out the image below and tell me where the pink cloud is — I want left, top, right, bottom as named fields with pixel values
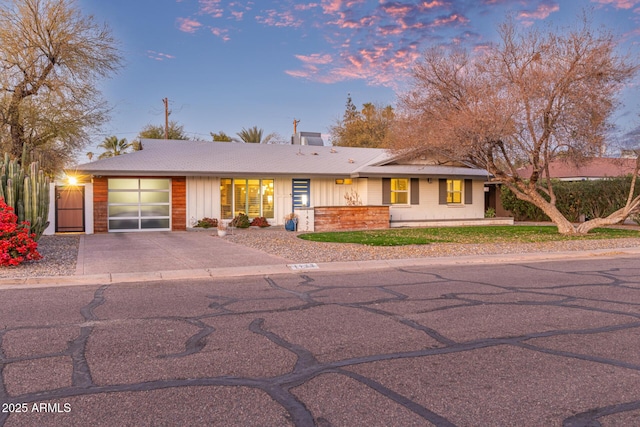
left=518, top=2, right=560, bottom=22
left=146, top=50, right=176, bottom=61
left=431, top=13, right=469, bottom=27
left=256, top=10, right=302, bottom=27
left=177, top=17, right=203, bottom=33
left=295, top=53, right=334, bottom=64
left=210, top=27, right=230, bottom=41
left=230, top=10, right=244, bottom=20
left=295, top=3, right=320, bottom=11
left=591, top=0, right=639, bottom=9
left=422, top=0, right=445, bottom=8
left=198, top=0, right=224, bottom=17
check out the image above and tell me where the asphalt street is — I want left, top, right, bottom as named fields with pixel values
left=1, top=256, right=640, bottom=426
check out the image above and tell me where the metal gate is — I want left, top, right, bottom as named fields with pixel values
left=55, top=186, right=85, bottom=232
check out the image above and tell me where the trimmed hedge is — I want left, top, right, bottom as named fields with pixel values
left=501, top=177, right=640, bottom=222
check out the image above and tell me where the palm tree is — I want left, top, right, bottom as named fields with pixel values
left=97, top=136, right=131, bottom=159
left=237, top=126, right=264, bottom=143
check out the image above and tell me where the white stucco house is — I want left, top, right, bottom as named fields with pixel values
left=53, top=138, right=494, bottom=234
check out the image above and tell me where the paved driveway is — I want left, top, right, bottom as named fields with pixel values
left=2, top=256, right=640, bottom=426
left=75, top=231, right=290, bottom=275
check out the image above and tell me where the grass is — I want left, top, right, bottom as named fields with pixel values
left=297, top=225, right=640, bottom=247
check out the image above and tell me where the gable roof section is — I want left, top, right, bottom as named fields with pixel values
left=76, top=140, right=388, bottom=176
left=75, top=139, right=488, bottom=179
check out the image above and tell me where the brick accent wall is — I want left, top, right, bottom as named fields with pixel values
left=314, top=206, right=389, bottom=231
left=93, top=177, right=108, bottom=233
left=171, top=177, right=186, bottom=231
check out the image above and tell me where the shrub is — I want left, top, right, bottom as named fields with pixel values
left=230, top=213, right=250, bottom=228
left=0, top=198, right=42, bottom=267
left=500, top=177, right=640, bottom=222
left=195, top=217, right=218, bottom=228
left=484, top=207, right=496, bottom=218
left=250, top=216, right=271, bottom=227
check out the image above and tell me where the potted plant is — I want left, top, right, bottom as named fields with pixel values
left=217, top=220, right=227, bottom=237
left=284, top=212, right=298, bottom=231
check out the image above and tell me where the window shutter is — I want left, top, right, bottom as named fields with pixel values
left=410, top=178, right=419, bottom=205
left=382, top=178, right=391, bottom=205
left=464, top=179, right=473, bottom=204
left=438, top=179, right=447, bottom=205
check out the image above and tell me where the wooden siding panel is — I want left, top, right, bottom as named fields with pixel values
left=172, top=177, right=187, bottom=230
left=93, top=177, right=108, bottom=233
left=314, top=206, right=389, bottom=231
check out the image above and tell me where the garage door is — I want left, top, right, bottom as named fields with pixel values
left=108, top=178, right=171, bottom=231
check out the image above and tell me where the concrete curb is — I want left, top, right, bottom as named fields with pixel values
left=1, top=246, right=639, bottom=289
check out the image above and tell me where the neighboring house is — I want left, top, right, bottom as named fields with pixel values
left=485, top=157, right=639, bottom=218
left=60, top=138, right=493, bottom=234
left=517, top=157, right=638, bottom=181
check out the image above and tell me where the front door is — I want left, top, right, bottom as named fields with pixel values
left=56, top=186, right=85, bottom=232
left=292, top=178, right=310, bottom=209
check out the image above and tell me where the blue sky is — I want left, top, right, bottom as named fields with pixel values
left=78, top=0, right=640, bottom=155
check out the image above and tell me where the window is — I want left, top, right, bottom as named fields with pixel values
left=335, top=178, right=353, bottom=185
left=447, top=179, right=463, bottom=204
left=220, top=178, right=274, bottom=219
left=439, top=179, right=472, bottom=205
left=391, top=178, right=409, bottom=204
left=107, top=178, right=171, bottom=231
left=383, top=178, right=419, bottom=205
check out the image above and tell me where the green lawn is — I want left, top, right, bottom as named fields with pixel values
left=297, top=226, right=640, bottom=246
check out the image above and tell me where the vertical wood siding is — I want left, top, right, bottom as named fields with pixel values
left=93, top=177, right=108, bottom=233
left=172, top=177, right=187, bottom=230
left=186, top=176, right=220, bottom=225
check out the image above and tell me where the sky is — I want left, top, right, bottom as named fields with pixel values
left=77, top=0, right=640, bottom=156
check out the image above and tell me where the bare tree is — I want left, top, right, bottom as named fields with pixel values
left=0, top=0, right=122, bottom=171
left=393, top=15, right=639, bottom=234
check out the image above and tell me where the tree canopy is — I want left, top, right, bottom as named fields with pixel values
left=235, top=126, right=282, bottom=144
left=330, top=95, right=394, bottom=148
left=211, top=131, right=233, bottom=142
left=137, top=121, right=188, bottom=140
left=97, top=136, right=131, bottom=159
left=0, top=0, right=122, bottom=172
left=392, top=15, right=639, bottom=234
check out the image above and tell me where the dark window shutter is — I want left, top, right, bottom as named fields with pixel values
left=438, top=179, right=447, bottom=205
left=464, top=179, right=473, bottom=204
left=382, top=178, right=391, bottom=205
left=410, top=178, right=419, bottom=205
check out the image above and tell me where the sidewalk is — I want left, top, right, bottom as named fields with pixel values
left=1, top=230, right=639, bottom=289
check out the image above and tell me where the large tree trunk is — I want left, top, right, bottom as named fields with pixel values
left=508, top=183, right=579, bottom=234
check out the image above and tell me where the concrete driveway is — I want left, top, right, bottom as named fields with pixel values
left=75, top=231, right=291, bottom=275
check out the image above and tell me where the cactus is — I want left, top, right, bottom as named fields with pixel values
left=0, top=153, right=50, bottom=241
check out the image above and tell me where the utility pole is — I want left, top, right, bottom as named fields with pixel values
left=293, top=118, right=300, bottom=135
left=163, top=98, right=169, bottom=139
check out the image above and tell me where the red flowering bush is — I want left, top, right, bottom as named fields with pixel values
left=250, top=216, right=271, bottom=227
left=0, top=199, right=42, bottom=267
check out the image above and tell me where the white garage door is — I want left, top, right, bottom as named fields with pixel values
left=108, top=178, right=171, bottom=231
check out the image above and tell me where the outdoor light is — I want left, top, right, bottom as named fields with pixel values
left=67, top=175, right=78, bottom=185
